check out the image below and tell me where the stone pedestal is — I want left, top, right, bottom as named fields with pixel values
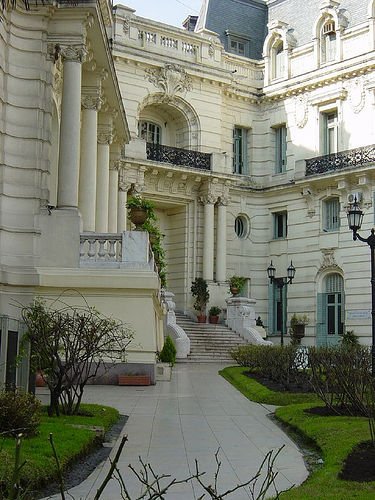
left=226, top=296, right=272, bottom=345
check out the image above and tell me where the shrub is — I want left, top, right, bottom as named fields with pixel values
left=309, top=344, right=372, bottom=416
left=230, top=344, right=309, bottom=390
left=159, top=335, right=177, bottom=365
left=0, top=391, right=41, bottom=437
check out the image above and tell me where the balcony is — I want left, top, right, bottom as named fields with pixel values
left=305, top=144, right=375, bottom=177
left=146, top=143, right=211, bottom=171
left=80, top=232, right=156, bottom=271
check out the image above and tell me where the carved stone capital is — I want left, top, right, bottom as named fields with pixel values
left=82, top=94, right=102, bottom=110
left=199, top=194, right=217, bottom=205
left=97, top=132, right=114, bottom=145
left=60, top=44, right=88, bottom=63
left=217, top=195, right=230, bottom=206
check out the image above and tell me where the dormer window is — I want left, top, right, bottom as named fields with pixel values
left=272, top=40, right=285, bottom=80
left=321, top=20, right=336, bottom=63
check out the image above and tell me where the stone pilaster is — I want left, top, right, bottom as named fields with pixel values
left=200, top=194, right=216, bottom=281
left=216, top=196, right=228, bottom=282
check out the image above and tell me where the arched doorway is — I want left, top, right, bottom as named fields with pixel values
left=317, top=273, right=345, bottom=346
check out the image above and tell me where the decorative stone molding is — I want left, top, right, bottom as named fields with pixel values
left=320, top=248, right=339, bottom=270
left=294, top=94, right=309, bottom=128
left=145, top=63, right=192, bottom=101
left=347, top=77, right=366, bottom=113
left=301, top=187, right=316, bottom=217
left=123, top=17, right=131, bottom=34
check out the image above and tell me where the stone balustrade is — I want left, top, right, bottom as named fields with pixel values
left=80, top=231, right=155, bottom=270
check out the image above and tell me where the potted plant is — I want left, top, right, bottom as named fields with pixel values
left=191, top=277, right=209, bottom=323
left=208, top=306, right=221, bottom=324
left=156, top=335, right=176, bottom=381
left=126, top=196, right=156, bottom=230
left=229, top=275, right=246, bottom=296
left=290, top=313, right=309, bottom=342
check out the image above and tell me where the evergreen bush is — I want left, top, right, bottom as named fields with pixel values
left=159, top=335, right=177, bottom=365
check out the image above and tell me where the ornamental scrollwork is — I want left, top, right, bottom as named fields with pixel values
left=145, top=63, right=192, bottom=101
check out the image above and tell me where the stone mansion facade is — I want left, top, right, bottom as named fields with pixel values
left=0, top=0, right=374, bottom=387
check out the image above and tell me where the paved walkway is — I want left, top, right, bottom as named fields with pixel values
left=43, top=363, right=308, bottom=499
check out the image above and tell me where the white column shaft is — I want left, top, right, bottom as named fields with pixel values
left=117, top=189, right=127, bottom=232
left=57, top=60, right=82, bottom=209
left=95, top=143, right=110, bottom=232
left=203, top=202, right=215, bottom=281
left=108, top=168, right=119, bottom=233
left=79, top=108, right=97, bottom=231
left=216, top=203, right=227, bottom=282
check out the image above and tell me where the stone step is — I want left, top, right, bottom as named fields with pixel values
left=175, top=312, right=248, bottom=363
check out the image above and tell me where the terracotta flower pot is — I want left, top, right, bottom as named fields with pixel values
left=230, top=286, right=239, bottom=296
left=197, top=314, right=207, bottom=323
left=209, top=315, right=219, bottom=324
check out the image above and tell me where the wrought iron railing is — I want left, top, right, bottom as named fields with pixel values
left=146, top=143, right=211, bottom=171
left=305, top=144, right=375, bottom=177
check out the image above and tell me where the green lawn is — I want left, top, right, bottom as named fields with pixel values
left=220, top=366, right=375, bottom=499
left=0, top=404, right=119, bottom=493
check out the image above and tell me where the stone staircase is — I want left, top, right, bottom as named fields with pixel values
left=175, top=312, right=250, bottom=362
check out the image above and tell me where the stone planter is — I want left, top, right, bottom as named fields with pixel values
left=118, top=374, right=151, bottom=386
left=156, top=362, right=172, bottom=381
left=129, top=207, right=148, bottom=230
left=292, top=324, right=305, bottom=338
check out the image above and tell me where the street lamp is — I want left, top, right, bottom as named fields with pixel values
left=347, top=197, right=375, bottom=376
left=267, top=260, right=296, bottom=346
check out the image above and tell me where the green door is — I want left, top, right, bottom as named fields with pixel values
left=316, top=274, right=344, bottom=347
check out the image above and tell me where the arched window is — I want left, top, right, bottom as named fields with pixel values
left=139, top=121, right=161, bottom=144
left=321, top=19, right=336, bottom=63
left=272, top=40, right=285, bottom=80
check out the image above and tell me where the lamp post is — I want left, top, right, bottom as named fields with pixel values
left=347, top=198, right=375, bottom=376
left=267, top=260, right=296, bottom=346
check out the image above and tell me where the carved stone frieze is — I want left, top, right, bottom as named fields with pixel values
left=145, top=63, right=192, bottom=101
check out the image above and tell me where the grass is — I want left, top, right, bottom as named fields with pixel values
left=219, top=365, right=375, bottom=499
left=219, top=366, right=320, bottom=405
left=0, top=404, right=119, bottom=492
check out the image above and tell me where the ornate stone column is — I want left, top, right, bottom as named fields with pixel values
left=201, top=195, right=216, bottom=281
left=79, top=91, right=101, bottom=231
left=216, top=196, right=228, bottom=282
left=95, top=125, right=113, bottom=232
left=57, top=44, right=87, bottom=209
left=108, top=160, right=120, bottom=233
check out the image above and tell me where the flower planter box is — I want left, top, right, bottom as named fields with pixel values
left=118, top=374, right=151, bottom=386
